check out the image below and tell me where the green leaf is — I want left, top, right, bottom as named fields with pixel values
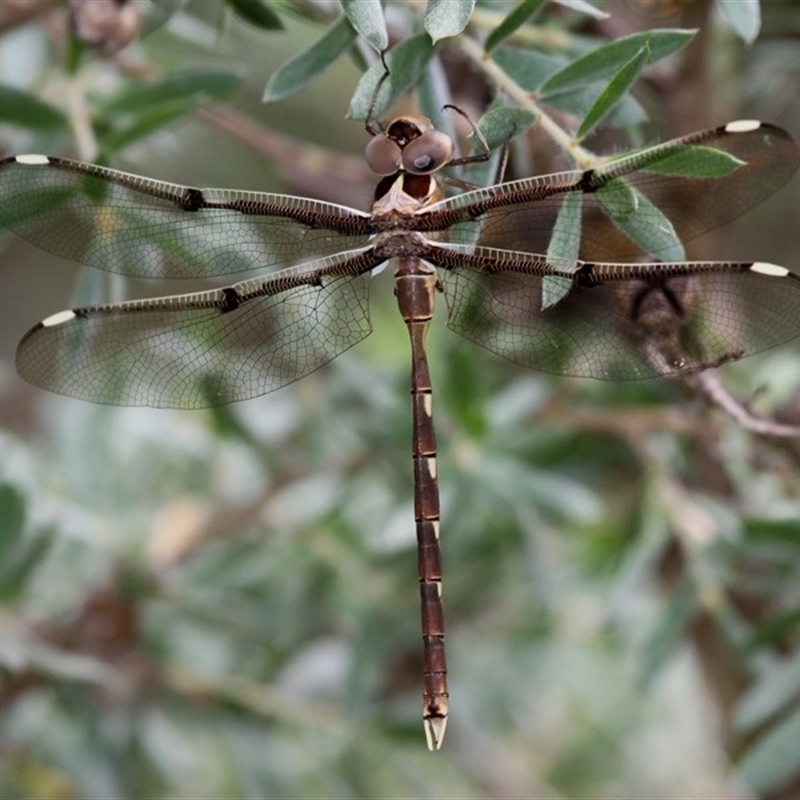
left=644, top=145, right=745, bottom=178
left=451, top=103, right=532, bottom=189
left=576, top=45, right=649, bottom=140
left=547, top=192, right=582, bottom=269
left=102, top=68, right=243, bottom=114
left=439, top=341, right=489, bottom=436
left=0, top=85, right=67, bottom=131
left=262, top=15, right=356, bottom=102
left=225, top=0, right=283, bottom=29
left=744, top=517, right=800, bottom=543
left=493, top=45, right=647, bottom=125
left=744, top=607, right=800, bottom=652
left=493, top=45, right=565, bottom=91
left=0, top=528, right=53, bottom=603
left=556, top=86, right=647, bottom=129
left=475, top=106, right=535, bottom=151
left=597, top=180, right=685, bottom=261
left=0, top=485, right=54, bottom=604
left=0, top=186, right=73, bottom=230
left=551, top=0, right=609, bottom=19
left=484, top=0, right=546, bottom=52
left=140, top=0, right=187, bottom=37
left=541, top=29, right=695, bottom=96
left=347, top=35, right=435, bottom=120
left=715, top=0, right=761, bottom=45
left=738, top=705, right=800, bottom=795
left=97, top=69, right=243, bottom=151
left=341, top=0, right=387, bottom=52
left=735, top=651, right=800, bottom=731
left=543, top=192, right=582, bottom=308
left=99, top=103, right=198, bottom=153
left=596, top=177, right=639, bottom=216
left=424, top=0, right=476, bottom=43
left=0, top=484, right=26, bottom=564
left=65, top=27, right=87, bottom=75
left=638, top=577, right=697, bottom=688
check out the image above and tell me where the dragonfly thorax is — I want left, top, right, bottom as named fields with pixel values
left=372, top=170, right=443, bottom=219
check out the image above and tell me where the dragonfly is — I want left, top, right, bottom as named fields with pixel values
left=1, top=108, right=799, bottom=750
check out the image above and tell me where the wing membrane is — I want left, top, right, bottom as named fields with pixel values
left=427, top=243, right=800, bottom=379
left=0, top=156, right=375, bottom=279
left=16, top=248, right=381, bottom=407
left=420, top=122, right=800, bottom=262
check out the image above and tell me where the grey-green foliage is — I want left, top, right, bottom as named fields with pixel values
left=1, top=1, right=800, bottom=798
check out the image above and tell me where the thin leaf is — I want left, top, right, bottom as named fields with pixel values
left=0, top=485, right=26, bottom=564
left=493, top=45, right=565, bottom=91
left=456, top=105, right=535, bottom=188
left=738, top=705, right=800, bottom=795
left=597, top=180, right=685, bottom=261
left=475, top=106, right=535, bottom=152
left=415, top=55, right=454, bottom=138
left=341, top=0, right=387, bottom=52
left=424, top=0, right=476, bottom=43
left=541, top=29, right=695, bottom=96
left=0, top=492, right=54, bottom=603
left=262, top=15, right=356, bottom=102
left=493, top=45, right=647, bottom=125
left=140, top=0, right=188, bottom=37
left=735, top=651, right=800, bottom=731
left=576, top=45, right=649, bottom=140
left=100, top=103, right=198, bottom=152
left=0, top=85, right=67, bottom=131
left=715, top=0, right=761, bottom=45
left=743, top=607, right=800, bottom=653
left=543, top=192, right=582, bottom=308
left=347, top=35, right=435, bottom=120
left=225, top=0, right=283, bottom=29
left=539, top=274, right=576, bottom=311
left=551, top=0, right=609, bottom=19
left=102, top=68, right=243, bottom=113
left=744, top=518, right=800, bottom=544
left=0, top=530, right=53, bottom=602
left=638, top=577, right=697, bottom=688
left=484, top=0, right=546, bottom=52
left=644, top=145, right=745, bottom=178
left=556, top=85, right=647, bottom=129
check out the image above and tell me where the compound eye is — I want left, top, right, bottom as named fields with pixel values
left=401, top=130, right=454, bottom=174
left=365, top=135, right=403, bottom=175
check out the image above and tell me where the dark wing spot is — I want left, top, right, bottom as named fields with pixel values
left=182, top=188, right=206, bottom=212
left=219, top=287, right=242, bottom=313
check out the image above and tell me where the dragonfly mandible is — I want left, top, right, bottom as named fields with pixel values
left=1, top=111, right=798, bottom=749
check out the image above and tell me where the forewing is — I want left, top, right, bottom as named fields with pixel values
left=16, top=248, right=381, bottom=407
left=0, top=155, right=375, bottom=278
left=422, top=122, right=799, bottom=262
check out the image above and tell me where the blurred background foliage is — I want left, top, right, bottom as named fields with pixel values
left=1, top=0, right=800, bottom=797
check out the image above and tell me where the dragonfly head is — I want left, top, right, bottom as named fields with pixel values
left=365, top=115, right=455, bottom=177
